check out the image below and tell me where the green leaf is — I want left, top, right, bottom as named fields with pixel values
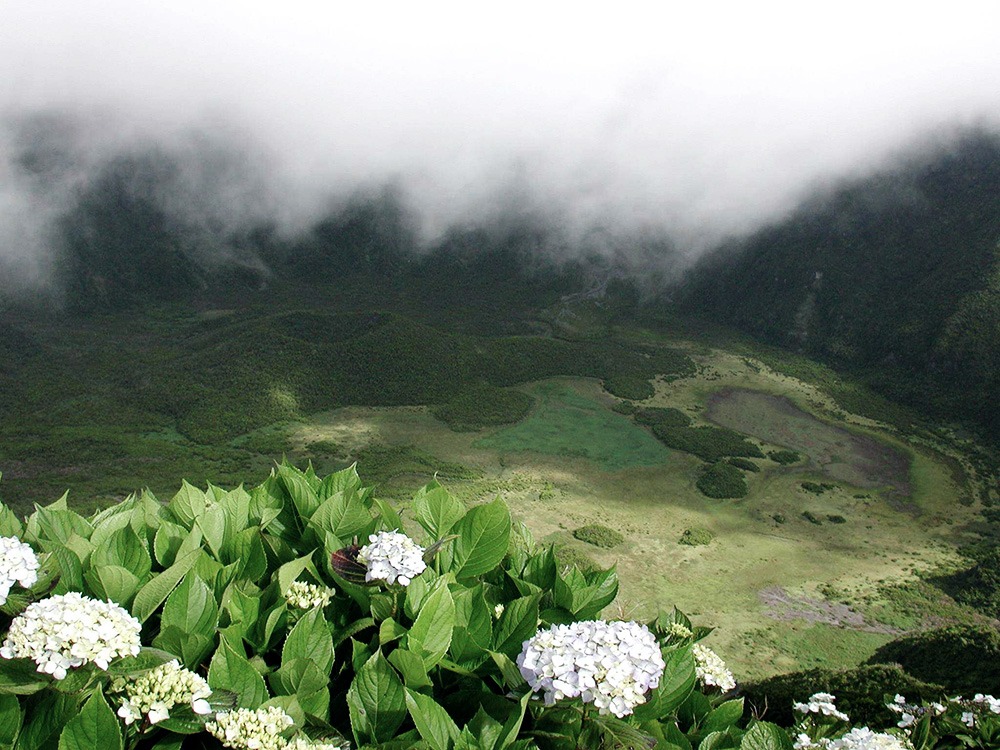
left=487, top=651, right=527, bottom=691
left=407, top=581, right=455, bottom=669
left=309, top=493, right=372, bottom=541
left=83, top=566, right=140, bottom=607
left=15, top=693, right=75, bottom=750
left=387, top=648, right=431, bottom=689
left=276, top=555, right=316, bottom=599
left=282, top=608, right=333, bottom=675
left=46, top=546, right=84, bottom=595
left=412, top=482, right=465, bottom=540
left=91, top=526, right=151, bottom=579
left=405, top=688, right=459, bottom=750
left=702, top=699, right=744, bottom=735
left=167, top=481, right=208, bottom=528
left=0, top=506, right=23, bottom=539
left=208, top=639, right=269, bottom=709
left=633, top=647, right=697, bottom=721
left=152, top=521, right=187, bottom=567
left=0, top=694, right=22, bottom=749
left=0, top=659, right=48, bottom=695
left=270, top=659, right=328, bottom=699
left=228, top=528, right=268, bottom=582
left=57, top=688, right=121, bottom=750
left=347, top=651, right=406, bottom=746
left=739, top=722, right=793, bottom=750
left=491, top=594, right=540, bottom=659
left=161, top=573, right=219, bottom=637
left=196, top=504, right=227, bottom=558
left=278, top=464, right=320, bottom=520
left=131, top=548, right=201, bottom=623
left=449, top=498, right=510, bottom=579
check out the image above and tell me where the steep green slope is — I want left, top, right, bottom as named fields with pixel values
left=678, top=129, right=1000, bottom=436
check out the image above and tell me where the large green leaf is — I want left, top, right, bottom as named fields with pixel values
left=0, top=660, right=47, bottom=696
left=57, top=688, right=121, bottom=750
left=633, top=647, right=697, bottom=721
left=15, top=693, right=75, bottom=750
left=491, top=594, right=540, bottom=660
left=131, top=548, right=202, bottom=623
left=702, top=699, right=745, bottom=735
left=347, top=651, right=406, bottom=746
left=208, top=639, right=269, bottom=709
left=0, top=694, right=22, bottom=749
left=83, top=566, right=140, bottom=607
left=449, top=498, right=510, bottom=579
left=739, top=723, right=793, bottom=750
left=404, top=688, right=459, bottom=750
left=161, top=574, right=219, bottom=636
left=407, top=581, right=455, bottom=670
left=167, top=481, right=208, bottom=528
left=281, top=608, right=333, bottom=675
left=412, top=482, right=465, bottom=540
left=195, top=504, right=227, bottom=558
left=91, top=526, right=151, bottom=578
left=309, top=492, right=371, bottom=541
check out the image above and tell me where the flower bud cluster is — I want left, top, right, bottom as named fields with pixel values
left=517, top=620, right=665, bottom=718
left=0, top=592, right=141, bottom=679
left=0, top=536, right=39, bottom=604
left=286, top=737, right=351, bottom=750
left=794, top=692, right=850, bottom=722
left=207, top=707, right=295, bottom=750
left=668, top=623, right=693, bottom=639
left=691, top=643, right=736, bottom=693
left=284, top=581, right=334, bottom=610
left=113, top=659, right=212, bottom=725
left=357, top=531, right=426, bottom=586
left=794, top=727, right=910, bottom=750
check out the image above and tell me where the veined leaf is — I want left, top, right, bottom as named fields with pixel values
left=739, top=722, right=793, bottom=750
left=449, top=498, right=510, bottom=580
left=56, top=688, right=121, bottom=750
left=412, top=482, right=465, bottom=540
left=282, top=608, right=333, bottom=675
left=347, top=651, right=407, bottom=746
left=0, top=693, right=22, bottom=748
left=208, top=639, right=269, bottom=709
left=131, top=548, right=201, bottom=623
left=407, top=581, right=455, bottom=669
left=404, top=688, right=459, bottom=750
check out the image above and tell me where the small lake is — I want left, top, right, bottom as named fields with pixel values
left=705, top=388, right=911, bottom=497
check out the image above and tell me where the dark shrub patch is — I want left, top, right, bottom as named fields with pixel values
left=634, top=407, right=692, bottom=429
left=572, top=524, right=625, bottom=548
left=727, top=457, right=760, bottom=472
left=827, top=514, right=848, bottom=524
left=653, top=425, right=764, bottom=462
left=801, top=481, right=835, bottom=494
left=602, top=374, right=655, bottom=400
left=769, top=449, right=802, bottom=465
left=696, top=461, right=748, bottom=499
left=433, top=382, right=534, bottom=431
left=611, top=400, right=638, bottom=415
left=802, top=510, right=823, bottom=525
left=679, top=528, right=715, bottom=546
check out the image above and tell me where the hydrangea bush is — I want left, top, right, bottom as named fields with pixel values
left=0, top=464, right=992, bottom=750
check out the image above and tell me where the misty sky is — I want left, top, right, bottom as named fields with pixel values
left=3, top=1, right=1000, bottom=287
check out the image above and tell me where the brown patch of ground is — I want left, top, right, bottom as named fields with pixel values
left=759, top=585, right=902, bottom=635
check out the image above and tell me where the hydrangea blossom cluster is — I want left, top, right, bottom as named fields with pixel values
left=0, top=536, right=39, bottom=604
left=972, top=693, right=1000, bottom=714
left=517, top=620, right=665, bottom=718
left=285, top=737, right=351, bottom=750
left=794, top=692, right=851, bottom=722
left=794, top=727, right=910, bottom=750
left=284, top=581, right=334, bottom=609
left=357, top=531, right=427, bottom=586
left=886, top=694, right=944, bottom=728
left=691, top=643, right=736, bottom=693
left=0, top=592, right=141, bottom=679
left=113, top=659, right=212, bottom=726
left=206, top=707, right=295, bottom=750
left=668, top=623, right=693, bottom=639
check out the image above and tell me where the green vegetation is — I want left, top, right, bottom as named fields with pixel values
left=696, top=462, right=748, bottom=499
left=679, top=528, right=715, bottom=546
left=352, top=443, right=480, bottom=485
left=769, top=449, right=802, bottom=465
left=940, top=547, right=1000, bottom=618
left=868, top=626, right=1000, bottom=695
left=653, top=425, right=763, bottom=463
left=572, top=523, right=625, bottom=548
left=801, top=482, right=836, bottom=495
left=602, top=373, right=655, bottom=400
left=475, top=382, right=670, bottom=471
left=744, top=664, right=943, bottom=729
left=432, top=383, right=534, bottom=431
left=726, top=457, right=760, bottom=472
left=802, top=511, right=823, bottom=525
left=633, top=407, right=692, bottom=429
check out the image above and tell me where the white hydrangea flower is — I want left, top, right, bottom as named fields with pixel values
left=961, top=711, right=975, bottom=727
left=826, top=727, right=911, bottom=750
left=113, top=659, right=212, bottom=726
left=357, top=531, right=426, bottom=586
left=284, top=581, right=334, bottom=610
left=0, top=536, right=39, bottom=604
left=691, top=643, right=737, bottom=693
left=517, top=620, right=665, bottom=718
left=285, top=737, right=351, bottom=750
left=973, top=693, right=1000, bottom=714
left=207, top=707, right=294, bottom=750
left=0, top=592, right=141, bottom=679
left=793, top=692, right=850, bottom=722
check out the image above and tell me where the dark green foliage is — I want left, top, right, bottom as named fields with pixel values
left=743, top=664, right=944, bottom=729
left=827, top=514, right=848, bottom=524
left=727, top=457, right=760, bottom=472
left=611, top=400, right=638, bottom=415
left=939, top=547, right=1000, bottom=618
left=772, top=513, right=786, bottom=524
left=572, top=524, right=625, bottom=549
left=867, top=626, right=1000, bottom=696
left=768, top=449, right=802, bottom=465
left=432, top=383, right=534, bottom=431
left=679, top=129, right=1000, bottom=438
left=602, top=374, right=655, bottom=400
left=352, top=444, right=479, bottom=485
left=634, top=407, right=693, bottom=429
left=652, top=425, right=763, bottom=462
left=802, top=511, right=823, bottom=525
left=696, top=462, right=748, bottom=499
left=678, top=528, right=715, bottom=546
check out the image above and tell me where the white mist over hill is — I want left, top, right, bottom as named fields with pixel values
left=2, top=1, right=1000, bottom=290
